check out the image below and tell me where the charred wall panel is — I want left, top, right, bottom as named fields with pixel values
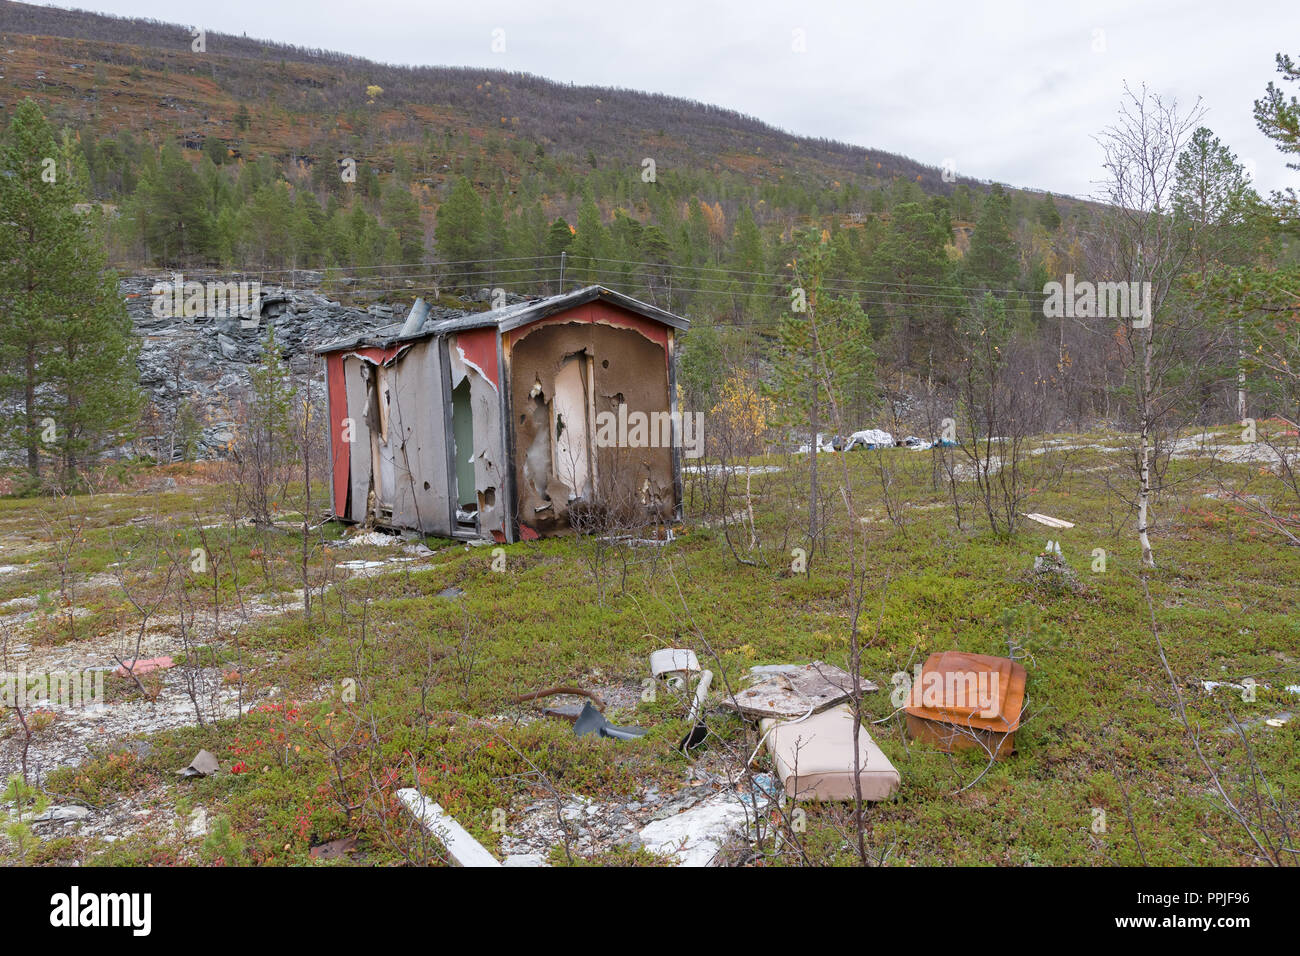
left=508, top=319, right=674, bottom=536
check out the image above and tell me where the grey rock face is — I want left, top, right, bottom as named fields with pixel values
left=121, top=274, right=514, bottom=461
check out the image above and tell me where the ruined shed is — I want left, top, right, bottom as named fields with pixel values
left=315, top=286, right=690, bottom=542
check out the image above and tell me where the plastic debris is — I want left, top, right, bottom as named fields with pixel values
left=679, top=669, right=714, bottom=751
left=177, top=750, right=220, bottom=778
left=761, top=703, right=900, bottom=802
left=638, top=789, right=768, bottom=866
left=113, top=656, right=173, bottom=678
left=650, top=648, right=700, bottom=685
left=844, top=429, right=893, bottom=451
left=904, top=652, right=1027, bottom=759
left=573, top=701, right=647, bottom=741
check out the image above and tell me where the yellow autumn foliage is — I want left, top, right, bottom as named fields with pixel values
left=709, top=374, right=772, bottom=454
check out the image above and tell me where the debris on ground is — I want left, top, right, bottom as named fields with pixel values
left=600, top=529, right=678, bottom=547
left=759, top=703, right=900, bottom=801
left=637, top=788, right=769, bottom=866
left=176, top=750, right=220, bottom=778
left=343, top=530, right=401, bottom=548
left=650, top=648, right=700, bottom=686
left=797, top=432, right=838, bottom=454
left=573, top=700, right=647, bottom=740
left=679, top=669, right=713, bottom=752
left=1029, top=550, right=1084, bottom=596
left=396, top=788, right=500, bottom=867
left=844, top=429, right=893, bottom=451
left=113, top=656, right=174, bottom=678
left=904, top=652, right=1026, bottom=759
left=723, top=661, right=878, bottom=719
left=514, top=685, right=606, bottom=711
left=682, top=464, right=783, bottom=476
left=1200, top=679, right=1270, bottom=695
left=1022, top=512, right=1075, bottom=529
left=309, top=836, right=359, bottom=860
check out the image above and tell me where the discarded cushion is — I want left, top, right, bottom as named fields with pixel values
left=760, top=704, right=900, bottom=802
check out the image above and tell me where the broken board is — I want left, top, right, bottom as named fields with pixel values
left=1022, top=512, right=1075, bottom=529
left=722, top=661, right=878, bottom=720
left=396, top=788, right=500, bottom=867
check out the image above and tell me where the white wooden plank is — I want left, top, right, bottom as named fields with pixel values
left=396, top=787, right=501, bottom=867
left=1022, top=512, right=1075, bottom=529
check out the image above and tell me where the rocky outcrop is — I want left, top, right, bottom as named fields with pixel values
left=123, top=273, right=478, bottom=460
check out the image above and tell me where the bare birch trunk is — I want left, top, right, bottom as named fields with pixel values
left=1138, top=323, right=1156, bottom=568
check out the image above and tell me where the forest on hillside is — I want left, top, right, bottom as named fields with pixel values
left=2, top=1, right=1298, bottom=464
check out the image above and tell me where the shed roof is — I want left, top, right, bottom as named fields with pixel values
left=313, top=285, right=688, bottom=355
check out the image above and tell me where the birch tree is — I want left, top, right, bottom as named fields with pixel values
left=1091, top=84, right=1215, bottom=568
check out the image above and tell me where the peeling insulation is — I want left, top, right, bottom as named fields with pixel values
left=508, top=319, right=674, bottom=536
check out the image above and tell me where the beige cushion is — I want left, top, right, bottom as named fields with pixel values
left=761, top=704, right=900, bottom=802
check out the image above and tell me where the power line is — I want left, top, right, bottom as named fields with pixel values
left=169, top=252, right=1037, bottom=301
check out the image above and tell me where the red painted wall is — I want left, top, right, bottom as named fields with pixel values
left=509, top=301, right=669, bottom=371
left=454, top=327, right=499, bottom=389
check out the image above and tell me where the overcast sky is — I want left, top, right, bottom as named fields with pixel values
left=46, top=0, right=1300, bottom=199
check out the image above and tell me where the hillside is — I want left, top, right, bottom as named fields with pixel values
left=0, top=1, right=1074, bottom=207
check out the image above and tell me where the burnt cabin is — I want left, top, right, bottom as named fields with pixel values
left=315, top=286, right=689, bottom=542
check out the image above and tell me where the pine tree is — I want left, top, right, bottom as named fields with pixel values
left=965, top=183, right=1019, bottom=289
left=435, top=176, right=483, bottom=286
left=0, top=99, right=142, bottom=487
left=381, top=182, right=425, bottom=266
left=133, top=141, right=214, bottom=264
left=1035, top=192, right=1062, bottom=231
left=569, top=193, right=609, bottom=286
